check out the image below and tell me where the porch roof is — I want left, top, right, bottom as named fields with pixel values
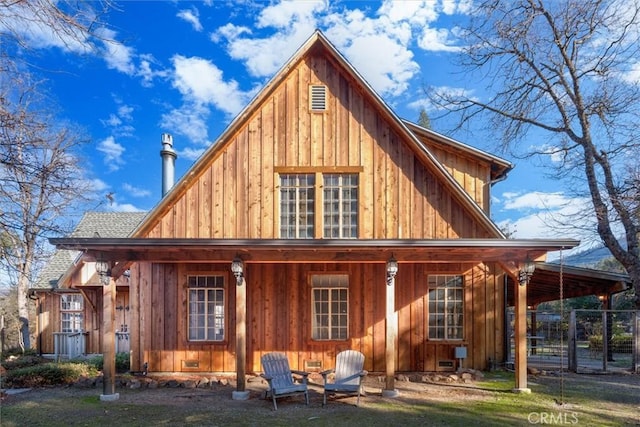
left=49, top=236, right=579, bottom=279
left=509, top=262, right=632, bottom=306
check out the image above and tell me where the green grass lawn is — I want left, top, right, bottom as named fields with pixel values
left=1, top=371, right=638, bottom=426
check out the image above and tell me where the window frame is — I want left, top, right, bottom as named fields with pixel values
left=60, top=293, right=83, bottom=333
left=276, top=167, right=362, bottom=239
left=427, top=274, right=465, bottom=341
left=310, top=273, right=349, bottom=341
left=186, top=273, right=227, bottom=343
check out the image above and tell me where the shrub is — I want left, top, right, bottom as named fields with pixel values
left=588, top=334, right=633, bottom=353
left=85, top=353, right=130, bottom=373
left=3, top=362, right=99, bottom=388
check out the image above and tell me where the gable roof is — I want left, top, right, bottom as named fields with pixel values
left=403, top=120, right=513, bottom=184
left=33, top=212, right=147, bottom=289
left=131, top=30, right=506, bottom=239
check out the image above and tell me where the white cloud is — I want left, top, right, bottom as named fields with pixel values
left=97, top=136, right=125, bottom=172
left=180, top=147, right=207, bottom=161
left=177, top=7, right=203, bottom=32
left=171, top=55, right=250, bottom=117
left=101, top=100, right=135, bottom=138
left=502, top=191, right=570, bottom=211
left=496, top=191, right=600, bottom=258
left=0, top=3, right=91, bottom=53
left=109, top=202, right=146, bottom=213
left=97, top=28, right=136, bottom=75
left=255, top=0, right=326, bottom=28
left=122, top=183, right=151, bottom=198
left=161, top=103, right=210, bottom=145
left=88, top=178, right=109, bottom=193
left=212, top=0, right=468, bottom=99
left=418, top=27, right=461, bottom=52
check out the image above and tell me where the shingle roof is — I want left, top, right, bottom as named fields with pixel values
left=32, top=212, right=147, bottom=289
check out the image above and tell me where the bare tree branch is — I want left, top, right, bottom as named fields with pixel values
left=429, top=0, right=640, bottom=307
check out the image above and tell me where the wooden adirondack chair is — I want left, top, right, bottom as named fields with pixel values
left=260, top=352, right=310, bottom=410
left=320, top=350, right=368, bottom=406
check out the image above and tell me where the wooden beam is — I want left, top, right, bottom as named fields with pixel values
left=100, top=277, right=119, bottom=401
left=513, top=278, right=530, bottom=393
left=382, top=267, right=398, bottom=397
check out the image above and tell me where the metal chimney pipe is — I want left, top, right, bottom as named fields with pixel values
left=160, top=133, right=177, bottom=197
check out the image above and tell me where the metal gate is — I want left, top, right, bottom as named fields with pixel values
left=507, top=309, right=639, bottom=373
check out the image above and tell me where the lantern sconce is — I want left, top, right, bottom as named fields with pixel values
left=386, top=255, right=398, bottom=285
left=95, top=254, right=111, bottom=286
left=231, top=257, right=244, bottom=285
left=518, top=257, right=535, bottom=286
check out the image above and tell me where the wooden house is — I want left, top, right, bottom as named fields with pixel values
left=42, top=30, right=582, bottom=396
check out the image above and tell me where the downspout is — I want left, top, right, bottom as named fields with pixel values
left=504, top=273, right=509, bottom=366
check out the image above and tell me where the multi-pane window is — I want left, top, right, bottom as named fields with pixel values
left=60, top=294, right=83, bottom=333
left=279, top=173, right=358, bottom=239
left=311, top=274, right=348, bottom=340
left=188, top=275, right=225, bottom=341
left=323, top=174, right=358, bottom=238
left=280, top=174, right=315, bottom=238
left=428, top=275, right=464, bottom=340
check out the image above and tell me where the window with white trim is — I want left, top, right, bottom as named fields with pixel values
left=188, top=275, right=225, bottom=341
left=428, top=275, right=464, bottom=340
left=311, top=274, right=349, bottom=340
left=279, top=173, right=358, bottom=239
left=60, top=294, right=83, bottom=333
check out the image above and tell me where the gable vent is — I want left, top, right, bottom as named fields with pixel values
left=309, top=85, right=327, bottom=111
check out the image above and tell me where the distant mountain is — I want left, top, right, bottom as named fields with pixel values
left=563, top=245, right=613, bottom=268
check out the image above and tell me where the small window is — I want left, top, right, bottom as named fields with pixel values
left=309, top=85, right=327, bottom=111
left=188, top=275, right=225, bottom=341
left=311, top=274, right=348, bottom=340
left=428, top=275, right=464, bottom=340
left=60, top=294, right=83, bottom=333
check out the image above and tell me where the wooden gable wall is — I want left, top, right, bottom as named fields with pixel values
left=145, top=50, right=495, bottom=240
left=419, top=138, right=492, bottom=214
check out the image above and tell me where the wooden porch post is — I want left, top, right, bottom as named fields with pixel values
left=100, top=277, right=119, bottom=401
left=232, top=259, right=249, bottom=400
left=513, top=278, right=530, bottom=393
left=383, top=260, right=399, bottom=397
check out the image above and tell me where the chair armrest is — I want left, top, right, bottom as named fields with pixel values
left=260, top=373, right=273, bottom=381
left=319, top=369, right=335, bottom=382
left=291, top=370, right=310, bottom=378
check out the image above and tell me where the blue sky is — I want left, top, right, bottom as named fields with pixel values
left=7, top=0, right=596, bottom=250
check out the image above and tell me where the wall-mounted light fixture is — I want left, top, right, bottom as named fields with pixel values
left=231, top=257, right=244, bottom=285
left=95, top=254, right=111, bottom=286
left=518, top=257, right=535, bottom=286
left=386, top=256, right=398, bottom=285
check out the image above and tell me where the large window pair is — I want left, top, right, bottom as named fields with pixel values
left=280, top=173, right=358, bottom=239
left=186, top=273, right=350, bottom=343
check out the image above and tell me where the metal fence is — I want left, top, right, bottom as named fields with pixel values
left=507, top=309, right=639, bottom=373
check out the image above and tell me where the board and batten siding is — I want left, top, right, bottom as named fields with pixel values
left=126, top=261, right=505, bottom=373
left=145, top=52, right=493, bottom=240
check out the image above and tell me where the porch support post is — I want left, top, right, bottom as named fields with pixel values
left=513, top=278, right=530, bottom=393
left=232, top=260, right=249, bottom=400
left=100, top=277, right=119, bottom=401
left=382, top=262, right=398, bottom=397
